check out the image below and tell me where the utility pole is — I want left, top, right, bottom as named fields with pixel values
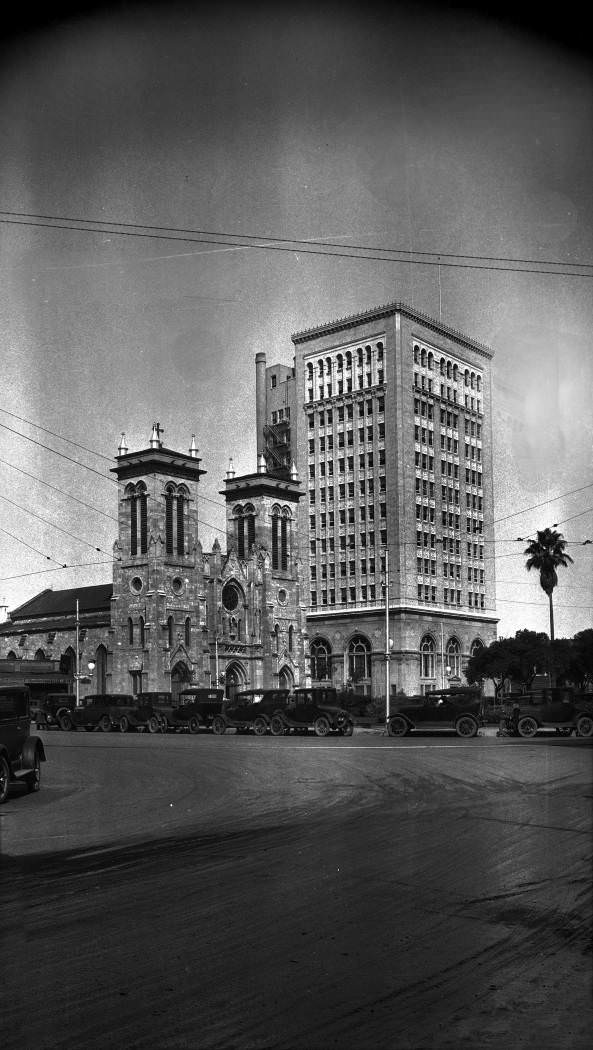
left=75, top=598, right=80, bottom=707
left=385, top=547, right=390, bottom=728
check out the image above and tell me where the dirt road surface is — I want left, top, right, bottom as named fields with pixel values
left=1, top=731, right=591, bottom=1049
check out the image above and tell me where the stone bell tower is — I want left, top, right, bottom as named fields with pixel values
left=110, top=423, right=208, bottom=697
left=207, top=454, right=307, bottom=694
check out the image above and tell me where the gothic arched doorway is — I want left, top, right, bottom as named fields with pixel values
left=171, top=661, right=191, bottom=705
left=278, top=665, right=294, bottom=692
left=224, top=662, right=246, bottom=700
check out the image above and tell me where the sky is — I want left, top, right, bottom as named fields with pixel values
left=0, top=0, right=591, bottom=640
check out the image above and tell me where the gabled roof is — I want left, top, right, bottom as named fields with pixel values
left=8, top=584, right=113, bottom=622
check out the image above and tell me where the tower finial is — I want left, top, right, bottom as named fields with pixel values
left=226, top=457, right=236, bottom=479
left=257, top=452, right=267, bottom=475
left=118, top=433, right=128, bottom=456
left=150, top=422, right=163, bottom=449
left=290, top=460, right=298, bottom=481
left=189, top=434, right=199, bottom=459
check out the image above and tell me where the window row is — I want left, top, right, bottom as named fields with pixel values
left=308, top=398, right=385, bottom=429
left=311, top=587, right=378, bottom=606
left=127, top=615, right=191, bottom=649
left=309, top=478, right=386, bottom=503
left=310, top=504, right=386, bottom=529
left=413, top=345, right=483, bottom=391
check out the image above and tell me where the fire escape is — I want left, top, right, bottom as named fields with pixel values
left=262, top=419, right=291, bottom=478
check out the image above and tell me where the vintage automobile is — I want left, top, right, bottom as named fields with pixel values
left=157, top=688, right=225, bottom=733
left=0, top=686, right=46, bottom=802
left=213, top=689, right=291, bottom=735
left=32, top=692, right=77, bottom=730
left=386, top=687, right=484, bottom=738
left=498, top=688, right=593, bottom=738
left=268, top=687, right=354, bottom=738
left=60, top=693, right=163, bottom=733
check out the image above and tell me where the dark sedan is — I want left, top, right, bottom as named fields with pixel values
left=387, top=688, right=483, bottom=738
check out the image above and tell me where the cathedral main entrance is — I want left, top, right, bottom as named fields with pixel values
left=171, top=661, right=191, bottom=705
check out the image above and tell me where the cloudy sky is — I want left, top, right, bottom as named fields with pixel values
left=0, top=0, right=591, bottom=639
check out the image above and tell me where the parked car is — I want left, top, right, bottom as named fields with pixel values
left=60, top=694, right=163, bottom=733
left=158, top=688, right=225, bottom=733
left=214, top=689, right=291, bottom=734
left=269, top=687, right=354, bottom=737
left=0, top=686, right=46, bottom=802
left=386, top=688, right=483, bottom=738
left=32, top=693, right=77, bottom=730
left=499, top=688, right=593, bottom=738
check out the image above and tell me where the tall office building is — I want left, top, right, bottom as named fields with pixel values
left=257, top=301, right=498, bottom=697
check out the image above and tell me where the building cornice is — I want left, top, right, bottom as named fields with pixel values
left=291, top=300, right=493, bottom=360
left=111, top=447, right=207, bottom=483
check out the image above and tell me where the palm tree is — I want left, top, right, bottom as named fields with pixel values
left=524, top=528, right=573, bottom=642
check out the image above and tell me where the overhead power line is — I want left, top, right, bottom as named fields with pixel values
left=2, top=209, right=593, bottom=271
left=0, top=493, right=118, bottom=559
left=0, top=526, right=67, bottom=569
left=0, top=561, right=112, bottom=583
left=0, top=408, right=228, bottom=511
left=1, top=214, right=591, bottom=278
left=0, top=456, right=118, bottom=522
left=0, top=406, right=114, bottom=463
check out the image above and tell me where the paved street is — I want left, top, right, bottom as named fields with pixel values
left=1, top=729, right=591, bottom=1049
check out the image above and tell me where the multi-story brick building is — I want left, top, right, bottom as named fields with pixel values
left=257, top=300, right=498, bottom=697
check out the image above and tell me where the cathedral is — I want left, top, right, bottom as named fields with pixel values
left=0, top=422, right=308, bottom=702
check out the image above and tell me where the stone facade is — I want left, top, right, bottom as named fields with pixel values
left=0, top=427, right=307, bottom=698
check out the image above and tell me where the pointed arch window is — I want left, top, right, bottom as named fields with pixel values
left=139, top=485, right=147, bottom=553
left=128, top=617, right=134, bottom=646
left=271, top=505, right=280, bottom=570
left=185, top=617, right=191, bottom=647
left=165, top=485, right=175, bottom=554
left=245, top=504, right=255, bottom=553
left=167, top=616, right=174, bottom=648
left=281, top=511, right=288, bottom=570
left=130, top=495, right=138, bottom=556
left=95, top=645, right=107, bottom=693
left=288, top=624, right=294, bottom=653
left=139, top=616, right=145, bottom=649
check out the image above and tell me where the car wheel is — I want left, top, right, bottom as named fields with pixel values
left=340, top=720, right=354, bottom=737
left=212, top=716, right=227, bottom=735
left=188, top=716, right=200, bottom=734
left=314, top=716, right=331, bottom=737
left=147, top=716, right=160, bottom=734
left=0, top=755, right=10, bottom=804
left=576, top=714, right=593, bottom=738
left=160, top=717, right=168, bottom=733
left=59, top=713, right=74, bottom=732
left=98, top=715, right=111, bottom=733
left=517, top=716, right=538, bottom=738
left=270, top=716, right=286, bottom=736
left=27, top=752, right=41, bottom=793
left=118, top=715, right=130, bottom=733
left=455, top=716, right=478, bottom=738
left=387, top=716, right=409, bottom=737
left=253, top=717, right=268, bottom=736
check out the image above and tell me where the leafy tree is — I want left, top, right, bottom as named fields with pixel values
left=465, top=631, right=549, bottom=695
left=524, top=528, right=573, bottom=642
left=556, top=629, right=593, bottom=689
